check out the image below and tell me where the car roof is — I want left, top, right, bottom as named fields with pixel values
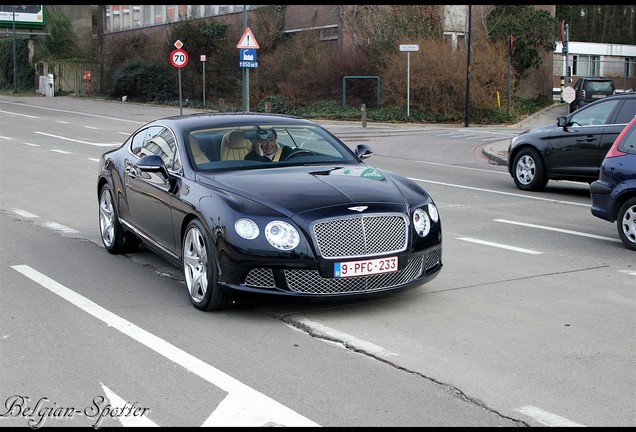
left=607, top=92, right=636, bottom=99
left=149, top=112, right=315, bottom=131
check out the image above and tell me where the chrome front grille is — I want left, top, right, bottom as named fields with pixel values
left=244, top=268, right=276, bottom=288
left=243, top=247, right=442, bottom=295
left=312, top=214, right=408, bottom=259
left=286, top=256, right=424, bottom=294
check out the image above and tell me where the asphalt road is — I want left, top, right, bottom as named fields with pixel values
left=0, top=95, right=633, bottom=427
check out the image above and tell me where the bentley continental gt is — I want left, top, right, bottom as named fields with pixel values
left=97, top=112, right=443, bottom=311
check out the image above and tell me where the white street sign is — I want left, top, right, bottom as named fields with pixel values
left=399, top=44, right=420, bottom=52
left=562, top=86, right=576, bottom=104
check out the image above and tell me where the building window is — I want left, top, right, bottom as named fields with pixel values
left=626, top=57, right=635, bottom=78
left=443, top=31, right=465, bottom=49
left=591, top=55, right=600, bottom=75
left=572, top=54, right=602, bottom=76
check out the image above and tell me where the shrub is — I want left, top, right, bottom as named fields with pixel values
left=109, top=60, right=177, bottom=103
left=0, top=38, right=34, bottom=91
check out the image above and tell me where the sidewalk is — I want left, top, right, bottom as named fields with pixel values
left=482, top=102, right=569, bottom=165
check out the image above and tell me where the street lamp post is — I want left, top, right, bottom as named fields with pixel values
left=12, top=6, right=17, bottom=94
left=464, top=4, right=472, bottom=127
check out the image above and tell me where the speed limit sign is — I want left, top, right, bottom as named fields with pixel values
left=170, top=49, right=189, bottom=68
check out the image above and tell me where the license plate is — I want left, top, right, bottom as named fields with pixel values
left=592, top=94, right=606, bottom=98
left=334, top=256, right=398, bottom=278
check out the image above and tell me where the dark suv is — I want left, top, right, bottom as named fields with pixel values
left=508, top=92, right=636, bottom=191
left=570, top=76, right=616, bottom=113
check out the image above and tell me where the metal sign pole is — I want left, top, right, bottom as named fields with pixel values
left=399, top=44, right=420, bottom=119
left=178, top=69, right=183, bottom=115
left=242, top=6, right=249, bottom=112
left=201, top=55, right=206, bottom=107
left=406, top=52, right=411, bottom=118
left=12, top=7, right=17, bottom=94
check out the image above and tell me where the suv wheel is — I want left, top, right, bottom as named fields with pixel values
left=512, top=148, right=548, bottom=191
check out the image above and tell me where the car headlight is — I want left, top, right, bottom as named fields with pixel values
left=428, top=203, right=439, bottom=223
left=235, top=218, right=259, bottom=240
left=265, top=221, right=300, bottom=250
left=413, top=208, right=431, bottom=237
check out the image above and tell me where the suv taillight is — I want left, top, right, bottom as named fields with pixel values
left=580, top=89, right=586, bottom=100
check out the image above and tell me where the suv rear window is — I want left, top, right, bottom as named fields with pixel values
left=585, top=81, right=615, bottom=93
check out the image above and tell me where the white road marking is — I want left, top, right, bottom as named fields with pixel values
left=11, top=209, right=39, bottom=218
left=100, top=383, right=158, bottom=427
left=410, top=176, right=590, bottom=207
left=84, top=126, right=98, bottom=130
left=11, top=265, right=320, bottom=427
left=51, top=149, right=71, bottom=154
left=0, top=109, right=38, bottom=118
left=88, top=157, right=100, bottom=162
left=619, top=269, right=636, bottom=276
left=457, top=237, right=542, bottom=254
left=495, top=218, right=622, bottom=243
left=42, top=222, right=79, bottom=234
left=35, top=131, right=119, bottom=147
left=0, top=101, right=145, bottom=124
left=515, top=405, right=584, bottom=427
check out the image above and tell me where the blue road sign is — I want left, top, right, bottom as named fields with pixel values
left=240, top=49, right=257, bottom=62
left=239, top=49, right=258, bottom=68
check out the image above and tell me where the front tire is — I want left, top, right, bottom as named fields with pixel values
left=617, top=198, right=636, bottom=251
left=99, top=183, right=125, bottom=254
left=182, top=219, right=230, bottom=311
left=512, top=148, right=548, bottom=191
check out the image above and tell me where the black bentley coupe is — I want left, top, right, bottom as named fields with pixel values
left=97, top=112, right=443, bottom=311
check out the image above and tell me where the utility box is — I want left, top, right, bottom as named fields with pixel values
left=45, top=74, right=54, bottom=97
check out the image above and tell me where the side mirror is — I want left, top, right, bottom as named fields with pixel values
left=136, top=154, right=169, bottom=178
left=557, top=116, right=568, bottom=128
left=355, top=144, right=373, bottom=160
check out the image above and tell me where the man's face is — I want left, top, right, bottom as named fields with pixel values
left=258, top=138, right=277, bottom=156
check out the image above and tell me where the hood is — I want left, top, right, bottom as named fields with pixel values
left=524, top=123, right=559, bottom=136
left=199, top=165, right=408, bottom=214
left=511, top=123, right=560, bottom=148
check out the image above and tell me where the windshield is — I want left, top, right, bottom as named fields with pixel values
left=184, top=124, right=358, bottom=170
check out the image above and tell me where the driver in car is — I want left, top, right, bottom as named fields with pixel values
left=244, top=129, right=293, bottom=162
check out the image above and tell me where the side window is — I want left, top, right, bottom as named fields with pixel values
left=571, top=99, right=620, bottom=126
left=614, top=99, right=636, bottom=125
left=156, top=128, right=180, bottom=171
left=130, top=128, right=151, bottom=157
left=617, top=122, right=636, bottom=155
left=130, top=126, right=180, bottom=171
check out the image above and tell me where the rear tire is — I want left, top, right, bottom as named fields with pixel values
left=617, top=198, right=636, bottom=251
left=512, top=148, right=548, bottom=191
left=182, top=219, right=230, bottom=311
